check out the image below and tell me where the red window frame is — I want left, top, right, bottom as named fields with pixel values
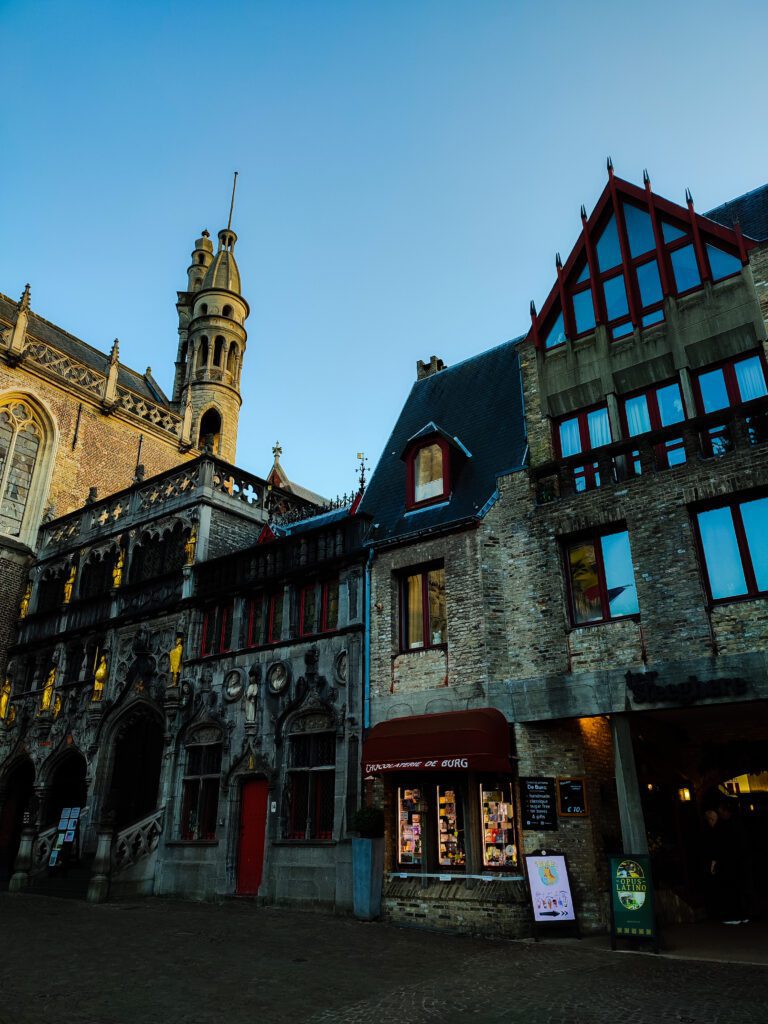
left=554, top=403, right=612, bottom=492
left=399, top=562, right=446, bottom=652
left=692, top=494, right=768, bottom=604
left=299, top=583, right=320, bottom=637
left=405, top=437, right=451, bottom=510
left=246, top=593, right=266, bottom=648
left=562, top=526, right=639, bottom=627
left=619, top=378, right=687, bottom=469
left=267, top=590, right=284, bottom=644
left=200, top=603, right=232, bottom=656
left=692, top=351, right=768, bottom=415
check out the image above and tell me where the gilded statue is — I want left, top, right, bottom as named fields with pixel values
left=92, top=654, right=108, bottom=702
left=18, top=583, right=31, bottom=619
left=62, top=565, right=76, bottom=604
left=168, top=636, right=184, bottom=687
left=0, top=678, right=11, bottom=721
left=184, top=527, right=197, bottom=566
left=52, top=694, right=62, bottom=719
left=40, top=664, right=56, bottom=713
left=112, top=548, right=125, bottom=589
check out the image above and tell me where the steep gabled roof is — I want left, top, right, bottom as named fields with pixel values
left=706, top=183, right=768, bottom=242
left=360, top=338, right=527, bottom=545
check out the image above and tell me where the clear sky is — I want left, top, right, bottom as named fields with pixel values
left=1, top=0, right=766, bottom=498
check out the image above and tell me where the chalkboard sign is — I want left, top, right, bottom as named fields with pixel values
left=557, top=777, right=588, bottom=817
left=520, top=777, right=558, bottom=831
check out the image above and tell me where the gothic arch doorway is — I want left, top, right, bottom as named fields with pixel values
left=107, top=708, right=164, bottom=829
left=43, top=750, right=87, bottom=827
left=0, top=758, right=34, bottom=888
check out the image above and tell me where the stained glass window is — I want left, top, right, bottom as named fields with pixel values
left=0, top=402, right=42, bottom=538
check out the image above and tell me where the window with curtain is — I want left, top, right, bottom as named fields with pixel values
left=557, top=406, right=612, bottom=492
left=401, top=565, right=447, bottom=650
left=0, top=401, right=43, bottom=538
left=413, top=443, right=445, bottom=504
left=565, top=529, right=639, bottom=625
left=695, top=496, right=768, bottom=601
left=696, top=353, right=768, bottom=455
left=622, top=380, right=686, bottom=471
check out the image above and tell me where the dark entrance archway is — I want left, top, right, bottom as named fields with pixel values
left=43, top=750, right=88, bottom=827
left=0, top=758, right=34, bottom=888
left=108, top=708, right=164, bottom=829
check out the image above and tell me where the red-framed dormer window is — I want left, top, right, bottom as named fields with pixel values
left=406, top=438, right=451, bottom=510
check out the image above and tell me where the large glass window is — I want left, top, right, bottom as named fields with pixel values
left=696, top=353, right=768, bottom=455
left=543, top=310, right=566, bottom=350
left=670, top=244, right=701, bottom=293
left=604, top=273, right=629, bottom=321
left=481, top=782, right=518, bottom=869
left=285, top=730, right=335, bottom=840
left=706, top=244, right=741, bottom=282
left=623, top=380, right=687, bottom=469
left=0, top=401, right=43, bottom=538
left=565, top=529, right=639, bottom=625
left=636, top=259, right=663, bottom=308
left=572, top=288, right=596, bottom=335
left=413, top=443, right=444, bottom=504
left=401, top=565, right=447, bottom=650
left=596, top=214, right=622, bottom=271
left=623, top=203, right=656, bottom=258
left=180, top=742, right=222, bottom=840
left=557, top=406, right=612, bottom=492
left=201, top=602, right=232, bottom=656
left=696, top=496, right=768, bottom=600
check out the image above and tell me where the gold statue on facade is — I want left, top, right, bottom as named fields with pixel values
left=168, top=636, right=184, bottom=687
left=92, top=654, right=108, bottom=702
left=112, top=548, right=125, bottom=589
left=0, top=678, right=11, bottom=721
left=18, top=583, right=31, bottom=619
left=63, top=565, right=76, bottom=604
left=40, top=664, right=56, bottom=713
left=52, top=693, right=62, bottom=719
left=184, top=528, right=197, bottom=566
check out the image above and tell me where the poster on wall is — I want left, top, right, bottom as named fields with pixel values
left=524, top=852, right=576, bottom=927
left=608, top=854, right=657, bottom=950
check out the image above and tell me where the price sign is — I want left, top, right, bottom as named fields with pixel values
left=557, top=777, right=588, bottom=817
left=520, top=777, right=558, bottom=831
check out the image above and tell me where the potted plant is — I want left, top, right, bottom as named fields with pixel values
left=350, top=805, right=385, bottom=921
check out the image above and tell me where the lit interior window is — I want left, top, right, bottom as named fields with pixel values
left=414, top=443, right=444, bottom=503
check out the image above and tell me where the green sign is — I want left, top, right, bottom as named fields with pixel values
left=608, top=855, right=656, bottom=942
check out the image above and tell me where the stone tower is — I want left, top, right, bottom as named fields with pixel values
left=173, top=224, right=249, bottom=464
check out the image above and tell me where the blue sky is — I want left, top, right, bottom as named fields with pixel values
left=1, top=0, right=766, bottom=498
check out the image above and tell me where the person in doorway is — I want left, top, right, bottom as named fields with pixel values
left=715, top=798, right=751, bottom=925
left=703, top=808, right=723, bottom=921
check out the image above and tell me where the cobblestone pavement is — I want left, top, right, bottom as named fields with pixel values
left=1, top=895, right=766, bottom=1024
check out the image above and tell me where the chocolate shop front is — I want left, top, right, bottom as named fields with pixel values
left=362, top=708, right=533, bottom=936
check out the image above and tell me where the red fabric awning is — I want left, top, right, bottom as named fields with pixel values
left=362, top=708, right=512, bottom=775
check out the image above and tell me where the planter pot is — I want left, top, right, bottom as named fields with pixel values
left=352, top=837, right=384, bottom=921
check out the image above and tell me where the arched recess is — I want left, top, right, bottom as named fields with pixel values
left=0, top=756, right=35, bottom=887
left=41, top=748, right=88, bottom=827
left=0, top=391, right=58, bottom=547
left=226, top=344, right=238, bottom=377
left=197, top=407, right=222, bottom=453
left=105, top=703, right=165, bottom=829
left=128, top=520, right=188, bottom=584
left=196, top=336, right=209, bottom=370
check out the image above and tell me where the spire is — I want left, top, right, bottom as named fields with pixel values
left=227, top=171, right=239, bottom=232
left=5, top=283, right=31, bottom=362
left=17, top=284, right=30, bottom=313
left=109, top=338, right=119, bottom=365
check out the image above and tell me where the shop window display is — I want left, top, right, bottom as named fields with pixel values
left=437, top=786, right=465, bottom=867
left=481, top=784, right=517, bottom=869
left=398, top=786, right=423, bottom=865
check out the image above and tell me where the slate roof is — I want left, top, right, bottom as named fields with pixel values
left=360, top=337, right=527, bottom=545
left=0, top=292, right=170, bottom=405
left=706, top=183, right=768, bottom=242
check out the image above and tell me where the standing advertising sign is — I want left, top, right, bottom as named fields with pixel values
left=608, top=854, right=658, bottom=952
left=524, top=851, right=579, bottom=939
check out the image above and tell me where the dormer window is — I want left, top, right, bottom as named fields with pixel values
left=405, top=437, right=452, bottom=510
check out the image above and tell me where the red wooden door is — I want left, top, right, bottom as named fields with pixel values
left=236, top=779, right=269, bottom=895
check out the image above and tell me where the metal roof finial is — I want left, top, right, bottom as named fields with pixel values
left=607, top=155, right=614, bottom=176
left=226, top=171, right=239, bottom=232
left=642, top=168, right=650, bottom=186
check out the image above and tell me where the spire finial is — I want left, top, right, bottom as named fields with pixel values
left=642, top=168, right=650, bottom=186
left=227, top=171, right=239, bottom=232
left=580, top=204, right=587, bottom=221
left=685, top=187, right=694, bottom=206
left=607, top=155, right=614, bottom=177
left=530, top=300, right=537, bottom=319
left=110, top=338, right=119, bottom=365
left=555, top=252, right=563, bottom=271
left=357, top=452, right=369, bottom=492
left=18, top=284, right=30, bottom=313
left=272, top=439, right=282, bottom=462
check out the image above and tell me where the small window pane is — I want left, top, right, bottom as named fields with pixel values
left=707, top=244, right=741, bottom=282
left=600, top=531, right=639, bottom=617
left=544, top=311, right=566, bottom=349
left=642, top=310, right=664, bottom=327
left=697, top=507, right=748, bottom=599
left=427, top=568, right=447, bottom=645
left=625, top=395, right=651, bottom=437
left=657, top=384, right=685, bottom=426
left=414, top=443, right=443, bottom=503
left=568, top=541, right=602, bottom=624
left=324, top=579, right=339, bottom=630
left=604, top=274, right=629, bottom=321
left=734, top=356, right=768, bottom=403
left=596, top=215, right=622, bottom=272
left=587, top=407, right=611, bottom=448
left=302, top=586, right=319, bottom=635
left=662, top=221, right=686, bottom=243
left=698, top=368, right=729, bottom=413
left=405, top=573, right=424, bottom=649
left=573, top=288, right=596, bottom=335
left=636, top=259, right=663, bottom=308
left=741, top=498, right=768, bottom=592
left=670, top=244, right=701, bottom=293
left=559, top=417, right=582, bottom=458
left=623, top=203, right=656, bottom=257
left=612, top=322, right=634, bottom=340
left=576, top=263, right=590, bottom=284
left=270, top=592, right=284, bottom=641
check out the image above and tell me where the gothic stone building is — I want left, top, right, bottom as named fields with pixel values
left=362, top=171, right=768, bottom=937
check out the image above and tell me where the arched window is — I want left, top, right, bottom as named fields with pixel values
left=128, top=522, right=187, bottom=584
left=200, top=303, right=208, bottom=315
left=222, top=305, right=233, bottom=318
left=0, top=400, right=43, bottom=538
left=198, top=408, right=222, bottom=452
left=79, top=553, right=111, bottom=600
left=197, top=336, right=209, bottom=369
left=197, top=253, right=205, bottom=265
left=226, top=343, right=238, bottom=376
left=213, top=336, right=224, bottom=367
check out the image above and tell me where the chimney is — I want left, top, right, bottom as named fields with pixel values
left=416, top=355, right=447, bottom=381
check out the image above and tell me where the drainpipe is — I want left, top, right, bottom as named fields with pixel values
left=363, top=545, right=374, bottom=730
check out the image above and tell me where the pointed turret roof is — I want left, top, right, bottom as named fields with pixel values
left=202, top=228, right=241, bottom=293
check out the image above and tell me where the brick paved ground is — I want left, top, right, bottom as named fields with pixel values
left=1, top=894, right=766, bottom=1024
